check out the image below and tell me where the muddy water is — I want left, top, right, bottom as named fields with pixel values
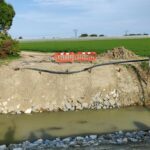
left=0, top=106, right=150, bottom=144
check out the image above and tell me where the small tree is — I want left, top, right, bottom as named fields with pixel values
left=0, top=0, right=15, bottom=33
left=0, top=0, right=19, bottom=58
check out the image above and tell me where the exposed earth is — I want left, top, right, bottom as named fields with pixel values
left=0, top=47, right=149, bottom=114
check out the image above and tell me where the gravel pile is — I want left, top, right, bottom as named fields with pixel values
left=1, top=130, right=150, bottom=150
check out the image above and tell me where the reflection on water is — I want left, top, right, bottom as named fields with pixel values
left=0, top=106, right=150, bottom=144
left=77, top=120, right=88, bottom=124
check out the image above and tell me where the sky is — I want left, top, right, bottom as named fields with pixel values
left=6, top=0, right=150, bottom=39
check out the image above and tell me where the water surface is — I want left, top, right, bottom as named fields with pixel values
left=0, top=106, right=150, bottom=144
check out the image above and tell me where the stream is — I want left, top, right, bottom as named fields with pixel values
left=0, top=106, right=150, bottom=145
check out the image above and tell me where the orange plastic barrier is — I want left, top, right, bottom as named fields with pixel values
left=52, top=52, right=75, bottom=63
left=75, top=52, right=97, bottom=62
left=52, top=52, right=97, bottom=63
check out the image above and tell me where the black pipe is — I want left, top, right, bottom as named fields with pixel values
left=23, top=58, right=149, bottom=75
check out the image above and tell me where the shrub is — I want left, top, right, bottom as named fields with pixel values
left=140, top=62, right=149, bottom=71
left=90, top=34, right=97, bottom=37
left=18, top=36, right=23, bottom=39
left=143, top=33, right=149, bottom=36
left=99, top=34, right=104, bottom=37
left=0, top=33, right=19, bottom=58
left=80, top=34, right=88, bottom=37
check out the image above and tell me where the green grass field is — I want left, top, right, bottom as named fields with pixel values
left=19, top=38, right=150, bottom=57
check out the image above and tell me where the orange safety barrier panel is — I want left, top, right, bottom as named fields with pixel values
left=51, top=52, right=97, bottom=63
left=75, top=52, right=97, bottom=62
left=52, top=52, right=75, bottom=63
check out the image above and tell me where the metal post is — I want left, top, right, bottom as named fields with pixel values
left=73, top=29, right=78, bottom=38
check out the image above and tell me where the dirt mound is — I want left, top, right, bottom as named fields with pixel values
left=102, top=47, right=139, bottom=59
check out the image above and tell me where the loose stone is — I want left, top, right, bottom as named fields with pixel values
left=25, top=108, right=32, bottom=114
left=0, top=145, right=6, bottom=150
left=90, top=135, right=97, bottom=140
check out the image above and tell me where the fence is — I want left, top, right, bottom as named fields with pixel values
left=51, top=52, right=97, bottom=63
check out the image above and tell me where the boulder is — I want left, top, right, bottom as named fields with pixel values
left=109, top=99, right=116, bottom=106
left=90, top=135, right=97, bottom=140
left=65, top=103, right=72, bottom=110
left=82, top=103, right=88, bottom=109
left=2, top=102, right=7, bottom=106
left=25, top=108, right=32, bottom=114
left=0, top=145, right=7, bottom=150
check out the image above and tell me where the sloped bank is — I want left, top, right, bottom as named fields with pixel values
left=0, top=48, right=149, bottom=114
left=1, top=130, right=150, bottom=150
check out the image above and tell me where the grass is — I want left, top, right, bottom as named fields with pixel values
left=0, top=55, right=20, bottom=65
left=19, top=38, right=150, bottom=57
left=140, top=62, right=149, bottom=71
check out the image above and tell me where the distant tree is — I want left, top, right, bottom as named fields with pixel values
left=0, top=0, right=15, bottom=33
left=99, top=34, right=104, bottom=37
left=129, top=34, right=136, bottom=36
left=143, top=33, right=149, bottom=36
left=90, top=34, right=97, bottom=37
left=18, top=36, right=23, bottom=39
left=80, top=34, right=88, bottom=37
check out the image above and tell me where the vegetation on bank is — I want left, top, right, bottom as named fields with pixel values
left=0, top=0, right=19, bottom=59
left=140, top=62, right=150, bottom=71
left=0, top=33, right=19, bottom=58
left=0, top=54, right=20, bottom=66
left=19, top=38, right=150, bottom=57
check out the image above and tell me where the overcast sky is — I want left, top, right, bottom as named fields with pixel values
left=6, top=0, right=150, bottom=39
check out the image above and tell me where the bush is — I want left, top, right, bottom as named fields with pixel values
left=143, top=33, right=149, bottom=36
left=0, top=33, right=19, bottom=58
left=18, top=36, right=23, bottom=39
left=90, top=34, right=97, bottom=37
left=140, top=62, right=149, bottom=71
left=99, top=34, right=104, bottom=37
left=80, top=34, right=88, bottom=37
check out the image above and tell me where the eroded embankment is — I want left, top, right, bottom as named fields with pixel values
left=0, top=48, right=149, bottom=114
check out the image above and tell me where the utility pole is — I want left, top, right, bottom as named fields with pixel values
left=125, top=30, right=129, bottom=36
left=73, top=29, right=78, bottom=38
